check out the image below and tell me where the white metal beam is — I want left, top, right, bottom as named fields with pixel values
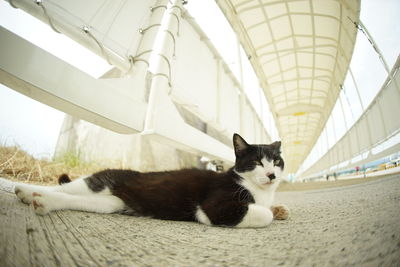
left=0, top=26, right=148, bottom=134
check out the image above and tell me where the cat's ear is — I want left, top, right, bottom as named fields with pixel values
left=271, top=141, right=282, bottom=154
left=233, top=133, right=249, bottom=156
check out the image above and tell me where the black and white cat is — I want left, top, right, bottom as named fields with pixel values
left=14, top=134, right=289, bottom=228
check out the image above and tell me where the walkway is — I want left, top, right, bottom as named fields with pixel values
left=1, top=175, right=399, bottom=266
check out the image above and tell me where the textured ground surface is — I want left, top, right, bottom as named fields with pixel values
left=1, top=175, right=399, bottom=267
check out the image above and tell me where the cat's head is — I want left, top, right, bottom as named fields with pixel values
left=232, top=133, right=284, bottom=187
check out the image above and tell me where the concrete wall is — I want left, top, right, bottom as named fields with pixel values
left=55, top=115, right=202, bottom=171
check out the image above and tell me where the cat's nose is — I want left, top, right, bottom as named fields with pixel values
left=266, top=172, right=276, bottom=180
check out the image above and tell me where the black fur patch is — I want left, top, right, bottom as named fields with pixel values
left=58, top=174, right=71, bottom=185
left=234, top=143, right=284, bottom=173
left=76, top=134, right=283, bottom=227
left=82, top=168, right=254, bottom=225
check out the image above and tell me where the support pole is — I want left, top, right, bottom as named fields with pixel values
left=144, top=0, right=181, bottom=131
left=329, top=113, right=339, bottom=170
left=129, top=0, right=169, bottom=76
left=357, top=20, right=400, bottom=93
left=338, top=90, right=351, bottom=159
left=348, top=67, right=373, bottom=152
left=342, top=84, right=362, bottom=159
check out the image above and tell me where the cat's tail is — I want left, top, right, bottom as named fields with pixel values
left=58, top=174, right=72, bottom=185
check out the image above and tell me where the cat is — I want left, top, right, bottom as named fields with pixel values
left=14, top=133, right=289, bottom=228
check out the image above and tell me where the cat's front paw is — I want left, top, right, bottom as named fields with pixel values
left=32, top=192, right=51, bottom=215
left=15, top=185, right=34, bottom=204
left=271, top=204, right=289, bottom=220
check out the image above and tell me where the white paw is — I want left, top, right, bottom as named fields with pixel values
left=32, top=192, right=51, bottom=215
left=15, top=185, right=34, bottom=204
left=236, top=204, right=274, bottom=228
left=272, top=204, right=290, bottom=220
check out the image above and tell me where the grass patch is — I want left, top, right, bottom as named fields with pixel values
left=0, top=146, right=105, bottom=185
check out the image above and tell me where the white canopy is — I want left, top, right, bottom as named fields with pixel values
left=216, top=0, right=360, bottom=172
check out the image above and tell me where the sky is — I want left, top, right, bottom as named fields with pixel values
left=0, top=0, right=399, bottom=162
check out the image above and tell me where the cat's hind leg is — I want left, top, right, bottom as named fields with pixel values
left=15, top=183, right=53, bottom=204
left=32, top=190, right=125, bottom=215
left=52, top=176, right=94, bottom=195
left=15, top=176, right=93, bottom=205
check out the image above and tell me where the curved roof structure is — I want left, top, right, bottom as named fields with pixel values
left=216, top=0, right=360, bottom=172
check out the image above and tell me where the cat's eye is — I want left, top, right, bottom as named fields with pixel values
left=274, top=159, right=280, bottom=166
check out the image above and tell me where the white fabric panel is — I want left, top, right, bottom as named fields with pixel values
left=56, top=0, right=154, bottom=56
left=261, top=131, right=268, bottom=143
left=380, top=75, right=400, bottom=135
left=357, top=119, right=370, bottom=151
left=173, top=16, right=269, bottom=143
left=219, top=75, right=240, bottom=134
left=319, top=155, right=329, bottom=171
left=241, top=102, right=255, bottom=142
left=173, top=19, right=218, bottom=122
left=331, top=146, right=338, bottom=166
left=342, top=136, right=352, bottom=161
left=349, top=128, right=359, bottom=156
left=300, top=60, right=400, bottom=178
left=10, top=0, right=158, bottom=69
left=367, top=105, right=385, bottom=145
left=335, top=142, right=343, bottom=163
left=254, top=122, right=262, bottom=143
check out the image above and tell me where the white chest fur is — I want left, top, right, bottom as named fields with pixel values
left=239, top=179, right=279, bottom=208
